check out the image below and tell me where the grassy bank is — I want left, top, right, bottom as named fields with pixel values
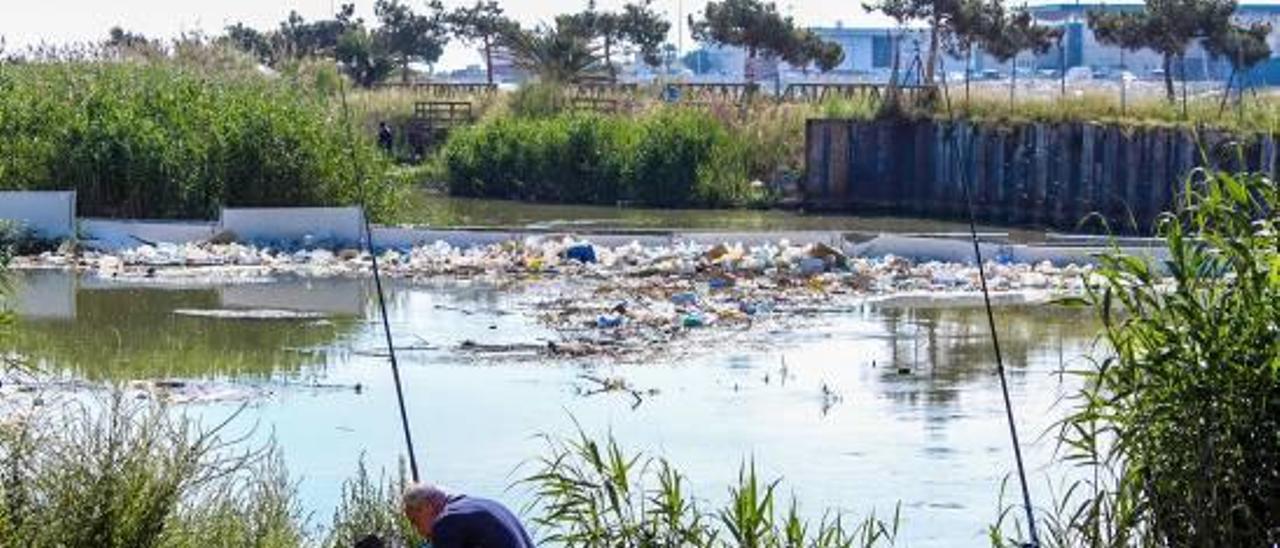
left=0, top=396, right=899, bottom=547
left=0, top=61, right=404, bottom=221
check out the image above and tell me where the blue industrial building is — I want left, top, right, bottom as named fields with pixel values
left=682, top=2, right=1280, bottom=84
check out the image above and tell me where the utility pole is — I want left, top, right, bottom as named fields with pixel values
left=677, top=0, right=684, bottom=56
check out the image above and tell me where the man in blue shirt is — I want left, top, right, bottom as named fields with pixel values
left=403, top=483, right=533, bottom=548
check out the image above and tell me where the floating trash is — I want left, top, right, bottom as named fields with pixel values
left=173, top=309, right=328, bottom=320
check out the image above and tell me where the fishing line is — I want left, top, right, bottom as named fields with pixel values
left=935, top=62, right=1039, bottom=546
left=338, top=78, right=421, bottom=483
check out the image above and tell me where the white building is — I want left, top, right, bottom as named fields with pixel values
left=679, top=2, right=1280, bottom=84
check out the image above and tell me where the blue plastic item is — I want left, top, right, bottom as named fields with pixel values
left=565, top=243, right=597, bottom=263
left=596, top=314, right=624, bottom=328
left=670, top=292, right=698, bottom=306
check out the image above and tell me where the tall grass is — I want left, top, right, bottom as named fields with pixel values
left=0, top=396, right=305, bottom=547
left=522, top=426, right=900, bottom=547
left=0, top=61, right=405, bottom=220
left=0, top=395, right=424, bottom=547
left=993, top=168, right=1280, bottom=547
left=440, top=107, right=755, bottom=208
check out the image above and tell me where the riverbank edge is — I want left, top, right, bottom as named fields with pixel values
left=62, top=217, right=1166, bottom=268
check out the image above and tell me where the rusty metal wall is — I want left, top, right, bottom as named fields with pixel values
left=802, top=119, right=1273, bottom=233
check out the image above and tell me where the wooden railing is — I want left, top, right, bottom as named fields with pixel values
left=568, top=97, right=622, bottom=114
left=404, top=101, right=475, bottom=155
left=377, top=82, right=497, bottom=96
left=782, top=82, right=938, bottom=106
left=570, top=82, right=640, bottom=98
left=661, top=82, right=760, bottom=105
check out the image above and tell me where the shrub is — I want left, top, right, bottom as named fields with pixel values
left=442, top=112, right=634, bottom=204
left=0, top=62, right=404, bottom=221
left=0, top=397, right=306, bottom=547
left=440, top=107, right=752, bottom=208
left=631, top=108, right=744, bottom=208
left=322, top=460, right=420, bottom=548
left=998, top=169, right=1280, bottom=547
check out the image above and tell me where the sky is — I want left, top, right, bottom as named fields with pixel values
left=0, top=0, right=899, bottom=69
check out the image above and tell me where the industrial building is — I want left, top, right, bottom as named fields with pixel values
left=681, top=1, right=1280, bottom=84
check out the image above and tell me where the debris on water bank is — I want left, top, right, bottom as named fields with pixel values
left=11, top=235, right=1100, bottom=292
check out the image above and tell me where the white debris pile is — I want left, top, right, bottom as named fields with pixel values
left=11, top=236, right=1096, bottom=294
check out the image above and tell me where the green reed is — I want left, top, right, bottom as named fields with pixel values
left=993, top=168, right=1280, bottom=547
left=521, top=424, right=900, bottom=548
left=0, top=61, right=405, bottom=221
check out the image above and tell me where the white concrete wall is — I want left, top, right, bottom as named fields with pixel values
left=220, top=207, right=366, bottom=247
left=0, top=191, right=76, bottom=239
left=80, top=219, right=217, bottom=249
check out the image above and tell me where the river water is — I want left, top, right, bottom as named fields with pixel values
left=5, top=267, right=1098, bottom=546
left=401, top=195, right=1043, bottom=239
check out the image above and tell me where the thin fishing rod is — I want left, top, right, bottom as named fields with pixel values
left=338, top=79, right=421, bottom=483
left=936, top=64, right=1039, bottom=546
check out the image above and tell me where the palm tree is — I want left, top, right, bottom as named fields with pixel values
left=502, top=23, right=604, bottom=83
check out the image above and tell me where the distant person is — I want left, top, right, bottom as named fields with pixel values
left=402, top=483, right=533, bottom=548
left=378, top=122, right=395, bottom=154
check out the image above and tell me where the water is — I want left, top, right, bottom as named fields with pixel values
left=4, top=270, right=1097, bottom=546
left=402, top=194, right=1040, bottom=238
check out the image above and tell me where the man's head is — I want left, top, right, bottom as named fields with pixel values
left=402, top=483, right=450, bottom=539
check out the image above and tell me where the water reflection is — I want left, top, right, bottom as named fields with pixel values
left=406, top=194, right=1035, bottom=236
left=4, top=271, right=363, bottom=380
left=872, top=303, right=1096, bottom=408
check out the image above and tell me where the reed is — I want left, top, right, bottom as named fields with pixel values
left=993, top=168, right=1280, bottom=546
left=0, top=61, right=405, bottom=221
left=521, top=424, right=900, bottom=548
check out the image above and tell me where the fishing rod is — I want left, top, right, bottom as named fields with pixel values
left=934, top=63, right=1040, bottom=546
left=338, top=79, right=421, bottom=483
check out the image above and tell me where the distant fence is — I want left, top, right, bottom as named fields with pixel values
left=783, top=83, right=937, bottom=106
left=377, top=82, right=497, bottom=96
left=803, top=119, right=1273, bottom=232
left=664, top=82, right=760, bottom=105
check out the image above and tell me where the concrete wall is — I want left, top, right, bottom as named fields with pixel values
left=803, top=118, right=1270, bottom=233
left=0, top=191, right=76, bottom=239
left=220, top=207, right=365, bottom=247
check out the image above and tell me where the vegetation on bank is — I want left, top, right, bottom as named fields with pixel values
left=523, top=427, right=899, bottom=547
left=994, top=169, right=1280, bottom=547
left=0, top=61, right=404, bottom=220
left=440, top=107, right=756, bottom=207
left=0, top=394, right=898, bottom=547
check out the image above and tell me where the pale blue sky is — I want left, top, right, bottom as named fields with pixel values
left=0, top=0, right=897, bottom=69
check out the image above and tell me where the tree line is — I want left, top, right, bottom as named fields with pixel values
left=862, top=0, right=1271, bottom=103
left=97, top=0, right=847, bottom=88
left=98, top=0, right=1272, bottom=101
